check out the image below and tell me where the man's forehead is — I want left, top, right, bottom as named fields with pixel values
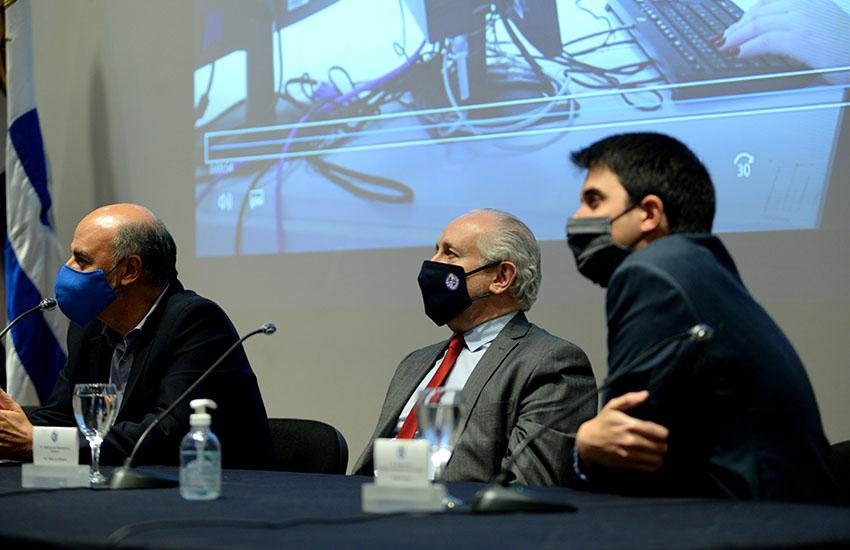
left=581, top=165, right=625, bottom=194
left=71, top=217, right=116, bottom=255
left=79, top=211, right=121, bottom=231
left=440, top=214, right=490, bottom=246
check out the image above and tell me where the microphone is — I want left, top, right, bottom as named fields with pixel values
left=471, top=323, right=713, bottom=513
left=0, top=297, right=58, bottom=340
left=108, top=322, right=277, bottom=490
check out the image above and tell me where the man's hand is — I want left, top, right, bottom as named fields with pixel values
left=0, top=389, right=34, bottom=459
left=575, top=390, right=669, bottom=473
left=720, top=0, right=850, bottom=84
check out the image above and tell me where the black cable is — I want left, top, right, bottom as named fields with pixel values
left=620, top=88, right=664, bottom=111
left=328, top=65, right=356, bottom=96
left=194, top=62, right=215, bottom=122
left=558, top=45, right=664, bottom=111
left=275, top=20, right=285, bottom=96
left=194, top=91, right=298, bottom=133
left=282, top=75, right=318, bottom=110
left=576, top=0, right=614, bottom=40
left=553, top=47, right=646, bottom=76
left=547, top=23, right=666, bottom=114
left=568, top=74, right=617, bottom=89
left=568, top=73, right=663, bottom=90
left=394, top=0, right=409, bottom=58
left=308, top=157, right=414, bottom=203
left=569, top=38, right=637, bottom=58
left=562, top=26, right=635, bottom=49
left=300, top=76, right=317, bottom=102
left=497, top=5, right=556, bottom=96
left=234, top=162, right=275, bottom=255
left=424, top=11, right=580, bottom=139
left=607, top=61, right=654, bottom=76
left=271, top=74, right=414, bottom=179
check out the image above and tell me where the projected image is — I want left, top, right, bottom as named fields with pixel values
left=193, top=0, right=850, bottom=256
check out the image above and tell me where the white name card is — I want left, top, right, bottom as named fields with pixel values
left=362, top=438, right=445, bottom=513
left=373, top=438, right=430, bottom=488
left=32, top=426, right=79, bottom=466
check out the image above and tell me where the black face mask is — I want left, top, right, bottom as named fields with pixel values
left=417, top=260, right=499, bottom=326
left=566, top=205, right=640, bottom=288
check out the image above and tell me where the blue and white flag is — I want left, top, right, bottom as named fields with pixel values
left=4, top=0, right=68, bottom=405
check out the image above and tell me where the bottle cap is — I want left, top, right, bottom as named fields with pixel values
left=189, top=398, right=217, bottom=427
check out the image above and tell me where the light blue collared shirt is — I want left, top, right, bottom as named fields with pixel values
left=394, top=311, right=519, bottom=434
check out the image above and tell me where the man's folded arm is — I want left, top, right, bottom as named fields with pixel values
left=501, top=343, right=596, bottom=487
left=574, top=263, right=696, bottom=484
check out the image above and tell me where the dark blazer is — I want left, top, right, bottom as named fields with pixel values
left=596, top=234, right=836, bottom=503
left=353, top=312, right=596, bottom=486
left=29, top=280, right=275, bottom=469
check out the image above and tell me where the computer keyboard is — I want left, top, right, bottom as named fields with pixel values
left=608, top=0, right=816, bottom=99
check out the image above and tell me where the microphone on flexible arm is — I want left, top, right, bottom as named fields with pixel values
left=0, top=297, right=58, bottom=340
left=108, top=322, right=277, bottom=490
left=470, top=323, right=714, bottom=513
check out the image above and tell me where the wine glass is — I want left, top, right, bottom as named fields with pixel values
left=73, top=383, right=119, bottom=486
left=416, top=387, right=464, bottom=481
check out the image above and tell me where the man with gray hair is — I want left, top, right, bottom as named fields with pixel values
left=0, top=204, right=275, bottom=468
left=353, top=209, right=596, bottom=486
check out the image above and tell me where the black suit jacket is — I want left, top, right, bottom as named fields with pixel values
left=595, top=235, right=836, bottom=503
left=353, top=312, right=596, bottom=486
left=29, top=280, right=275, bottom=468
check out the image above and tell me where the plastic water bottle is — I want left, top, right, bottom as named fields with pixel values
left=179, top=398, right=221, bottom=500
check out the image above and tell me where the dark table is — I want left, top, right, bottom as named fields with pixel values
left=1, top=463, right=849, bottom=548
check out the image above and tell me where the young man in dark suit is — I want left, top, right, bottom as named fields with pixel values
left=566, top=133, right=836, bottom=503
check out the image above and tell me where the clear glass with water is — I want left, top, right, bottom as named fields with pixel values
left=416, top=388, right=464, bottom=481
left=72, top=383, right=119, bottom=486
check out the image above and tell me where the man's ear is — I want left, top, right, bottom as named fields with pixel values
left=489, top=261, right=517, bottom=295
left=639, top=194, right=668, bottom=234
left=118, top=255, right=143, bottom=286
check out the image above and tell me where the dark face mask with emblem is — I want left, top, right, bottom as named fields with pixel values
left=417, top=260, right=500, bottom=326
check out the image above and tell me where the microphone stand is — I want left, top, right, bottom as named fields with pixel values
left=0, top=298, right=58, bottom=340
left=470, top=324, right=713, bottom=513
left=108, top=323, right=277, bottom=490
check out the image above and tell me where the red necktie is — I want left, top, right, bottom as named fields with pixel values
left=396, top=334, right=465, bottom=439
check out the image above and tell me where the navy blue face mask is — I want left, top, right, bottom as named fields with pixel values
left=54, top=260, right=123, bottom=325
left=417, top=260, right=500, bottom=326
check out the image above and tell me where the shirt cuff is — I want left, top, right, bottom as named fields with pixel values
left=572, top=445, right=591, bottom=483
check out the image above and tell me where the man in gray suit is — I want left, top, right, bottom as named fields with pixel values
left=353, top=209, right=596, bottom=486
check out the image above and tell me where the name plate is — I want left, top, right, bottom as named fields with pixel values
left=22, top=464, right=90, bottom=488
left=363, top=439, right=445, bottom=513
left=32, top=426, right=80, bottom=466
left=373, top=438, right=430, bottom=488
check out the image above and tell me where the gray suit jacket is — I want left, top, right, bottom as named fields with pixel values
left=352, top=312, right=596, bottom=486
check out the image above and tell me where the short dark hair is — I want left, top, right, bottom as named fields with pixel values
left=112, top=218, right=178, bottom=286
left=571, top=132, right=715, bottom=233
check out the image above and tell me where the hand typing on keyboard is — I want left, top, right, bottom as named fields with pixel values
left=720, top=0, right=850, bottom=84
